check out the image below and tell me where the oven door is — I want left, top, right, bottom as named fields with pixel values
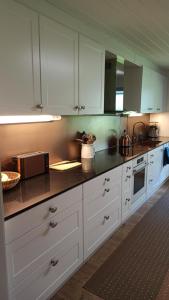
left=133, top=163, right=147, bottom=203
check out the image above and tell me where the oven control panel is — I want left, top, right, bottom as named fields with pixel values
left=133, top=153, right=148, bottom=169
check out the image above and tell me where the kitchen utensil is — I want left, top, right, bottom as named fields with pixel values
left=50, top=161, right=81, bottom=171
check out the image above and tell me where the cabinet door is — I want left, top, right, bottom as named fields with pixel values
left=141, top=67, right=167, bottom=113
left=147, top=147, right=163, bottom=197
left=79, top=35, right=105, bottom=114
left=40, top=16, right=78, bottom=115
left=141, top=67, right=156, bottom=113
left=122, top=161, right=133, bottom=222
left=0, top=0, right=40, bottom=115
left=155, top=73, right=167, bottom=113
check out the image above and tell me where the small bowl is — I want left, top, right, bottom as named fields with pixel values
left=1, top=171, right=21, bottom=190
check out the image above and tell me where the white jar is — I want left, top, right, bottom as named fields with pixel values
left=81, top=144, right=95, bottom=159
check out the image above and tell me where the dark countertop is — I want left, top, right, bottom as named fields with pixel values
left=3, top=137, right=169, bottom=220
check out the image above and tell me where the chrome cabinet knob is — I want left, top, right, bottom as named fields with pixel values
left=104, top=215, right=110, bottom=221
left=105, top=188, right=110, bottom=193
left=127, top=166, right=131, bottom=171
left=105, top=177, right=110, bottom=182
left=150, top=161, right=154, bottom=164
left=127, top=175, right=131, bottom=179
left=149, top=179, right=153, bottom=182
left=74, top=105, right=79, bottom=111
left=126, top=198, right=130, bottom=202
left=147, top=107, right=153, bottom=111
left=49, top=207, right=57, bottom=213
left=49, top=221, right=58, bottom=228
left=36, top=104, right=44, bottom=109
left=50, top=259, right=59, bottom=267
left=80, top=105, right=85, bottom=110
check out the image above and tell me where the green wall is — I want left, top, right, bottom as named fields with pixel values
left=66, top=115, right=122, bottom=151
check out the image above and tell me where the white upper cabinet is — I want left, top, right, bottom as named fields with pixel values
left=0, top=0, right=40, bottom=115
left=40, top=16, right=78, bottom=115
left=141, top=67, right=167, bottom=113
left=79, top=35, right=105, bottom=115
left=124, top=64, right=168, bottom=113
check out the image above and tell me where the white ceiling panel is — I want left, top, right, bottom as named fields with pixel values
left=48, top=0, right=169, bottom=68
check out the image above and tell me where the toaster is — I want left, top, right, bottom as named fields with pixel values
left=13, top=151, right=49, bottom=179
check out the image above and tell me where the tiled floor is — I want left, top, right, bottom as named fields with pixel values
left=51, top=180, right=169, bottom=300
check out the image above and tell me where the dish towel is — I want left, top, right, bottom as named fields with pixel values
left=163, top=147, right=169, bottom=166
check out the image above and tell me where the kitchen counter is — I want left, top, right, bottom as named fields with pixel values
left=3, top=137, right=169, bottom=220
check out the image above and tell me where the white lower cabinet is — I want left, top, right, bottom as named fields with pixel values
left=121, top=161, right=133, bottom=222
left=147, top=146, right=164, bottom=197
left=5, top=187, right=83, bottom=300
left=83, top=166, right=122, bottom=259
left=5, top=145, right=169, bottom=299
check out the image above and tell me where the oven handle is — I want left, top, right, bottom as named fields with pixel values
left=133, top=163, right=147, bottom=174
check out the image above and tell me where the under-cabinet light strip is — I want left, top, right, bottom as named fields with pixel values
left=0, top=115, right=61, bottom=124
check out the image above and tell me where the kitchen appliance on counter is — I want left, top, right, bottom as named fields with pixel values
left=13, top=151, right=49, bottom=179
left=148, top=122, right=159, bottom=138
left=119, top=130, right=131, bottom=148
left=132, top=153, right=147, bottom=204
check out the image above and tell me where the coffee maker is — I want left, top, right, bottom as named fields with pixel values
left=148, top=122, right=159, bottom=138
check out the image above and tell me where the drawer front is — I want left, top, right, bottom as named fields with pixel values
left=9, top=232, right=83, bottom=300
left=83, top=166, right=122, bottom=201
left=6, top=201, right=82, bottom=289
left=85, top=177, right=122, bottom=220
left=148, top=146, right=163, bottom=162
left=5, top=185, right=82, bottom=244
left=84, top=200, right=121, bottom=259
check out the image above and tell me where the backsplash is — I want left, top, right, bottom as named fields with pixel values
left=0, top=114, right=150, bottom=170
left=150, top=113, right=169, bottom=137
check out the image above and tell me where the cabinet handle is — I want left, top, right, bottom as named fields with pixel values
left=36, top=104, right=44, bottom=109
left=104, top=215, right=110, bottom=221
left=50, top=259, right=59, bottom=267
left=74, top=105, right=79, bottom=111
left=150, top=161, right=154, bottom=164
left=157, top=108, right=161, bottom=111
left=149, top=179, right=153, bottom=182
left=49, top=221, right=58, bottom=228
left=127, top=166, right=131, bottom=171
left=150, top=154, right=154, bottom=157
left=105, top=188, right=110, bottom=193
left=49, top=207, right=57, bottom=213
left=80, top=105, right=85, bottom=110
left=127, top=175, right=131, bottom=179
left=147, top=107, right=153, bottom=111
left=105, top=177, right=110, bottom=182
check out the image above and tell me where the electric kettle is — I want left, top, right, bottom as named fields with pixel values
left=119, top=130, right=131, bottom=147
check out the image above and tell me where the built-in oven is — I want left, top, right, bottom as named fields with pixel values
left=132, top=154, right=147, bottom=204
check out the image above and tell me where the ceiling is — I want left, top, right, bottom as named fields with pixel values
left=48, top=0, right=169, bottom=69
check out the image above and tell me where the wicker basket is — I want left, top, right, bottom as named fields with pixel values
left=1, top=171, right=20, bottom=190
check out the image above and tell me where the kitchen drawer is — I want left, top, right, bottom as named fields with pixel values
left=84, top=200, right=121, bottom=259
left=6, top=201, right=82, bottom=289
left=148, top=146, right=163, bottom=162
left=85, top=181, right=121, bottom=220
left=83, top=166, right=122, bottom=201
left=9, top=232, right=83, bottom=300
left=5, top=185, right=82, bottom=244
